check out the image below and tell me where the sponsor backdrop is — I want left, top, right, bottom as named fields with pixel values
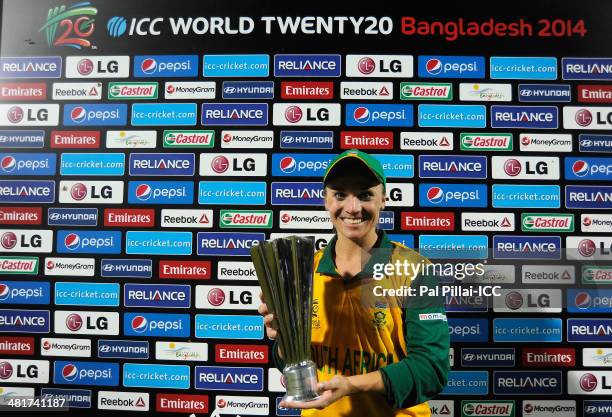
left=0, top=0, right=611, bottom=416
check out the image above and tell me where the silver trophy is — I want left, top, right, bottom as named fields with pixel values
left=250, top=236, right=319, bottom=403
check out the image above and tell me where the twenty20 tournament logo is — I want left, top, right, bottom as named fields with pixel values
left=40, top=2, right=97, bottom=49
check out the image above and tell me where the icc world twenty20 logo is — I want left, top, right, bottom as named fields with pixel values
left=39, top=2, right=97, bottom=49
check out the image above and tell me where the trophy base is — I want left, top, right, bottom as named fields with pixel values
left=282, top=360, right=320, bottom=403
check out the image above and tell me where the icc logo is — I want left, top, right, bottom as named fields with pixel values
left=39, top=2, right=97, bottom=49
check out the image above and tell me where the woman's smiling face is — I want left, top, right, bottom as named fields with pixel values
left=324, top=171, right=385, bottom=242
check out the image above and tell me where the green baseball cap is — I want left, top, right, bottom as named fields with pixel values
left=323, top=149, right=386, bottom=190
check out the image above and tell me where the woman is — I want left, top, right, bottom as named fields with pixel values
left=258, top=149, right=450, bottom=417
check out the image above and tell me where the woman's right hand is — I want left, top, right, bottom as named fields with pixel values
left=258, top=292, right=279, bottom=341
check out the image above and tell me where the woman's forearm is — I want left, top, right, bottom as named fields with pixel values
left=346, top=370, right=386, bottom=395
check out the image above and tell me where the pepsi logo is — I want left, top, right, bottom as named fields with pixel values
left=166, top=84, right=175, bottom=94
left=7, top=106, right=23, bottom=124
left=426, top=186, right=444, bottom=204
left=141, top=58, right=157, bottom=74
left=281, top=213, right=291, bottom=223
left=505, top=291, right=523, bottom=310
left=207, top=288, right=225, bottom=306
left=0, top=156, right=16, bottom=173
left=70, top=106, right=87, bottom=124
left=578, top=239, right=597, bottom=257
left=574, top=292, right=592, bottom=309
left=575, top=109, right=593, bottom=127
left=279, top=156, right=296, bottom=174
left=70, top=183, right=88, bottom=201
left=503, top=159, right=522, bottom=176
left=135, top=184, right=152, bottom=201
left=77, top=58, right=94, bottom=75
left=521, top=136, right=531, bottom=146
left=0, top=232, right=17, bottom=249
left=66, top=313, right=83, bottom=331
left=572, top=160, right=589, bottom=177
left=358, top=57, right=376, bottom=75
left=425, top=58, right=442, bottom=75
left=285, top=106, right=303, bottom=123
left=64, top=233, right=81, bottom=251
left=0, top=361, right=13, bottom=379
left=579, top=373, right=598, bottom=392
left=583, top=217, right=592, bottom=226
left=211, top=156, right=230, bottom=173
left=223, top=133, right=232, bottom=143
left=353, top=106, right=370, bottom=123
left=62, top=363, right=78, bottom=381
left=0, top=284, right=9, bottom=300
left=131, top=315, right=148, bottom=333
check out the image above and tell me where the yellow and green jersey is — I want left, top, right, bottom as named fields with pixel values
left=274, top=231, right=450, bottom=417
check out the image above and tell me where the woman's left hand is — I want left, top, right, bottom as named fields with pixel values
left=279, top=375, right=357, bottom=410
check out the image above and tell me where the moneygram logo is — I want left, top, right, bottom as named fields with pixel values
left=39, top=2, right=97, bottom=49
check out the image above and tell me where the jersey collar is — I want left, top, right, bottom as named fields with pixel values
left=316, top=230, right=393, bottom=278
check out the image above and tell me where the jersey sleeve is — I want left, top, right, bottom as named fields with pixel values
left=378, top=273, right=450, bottom=408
